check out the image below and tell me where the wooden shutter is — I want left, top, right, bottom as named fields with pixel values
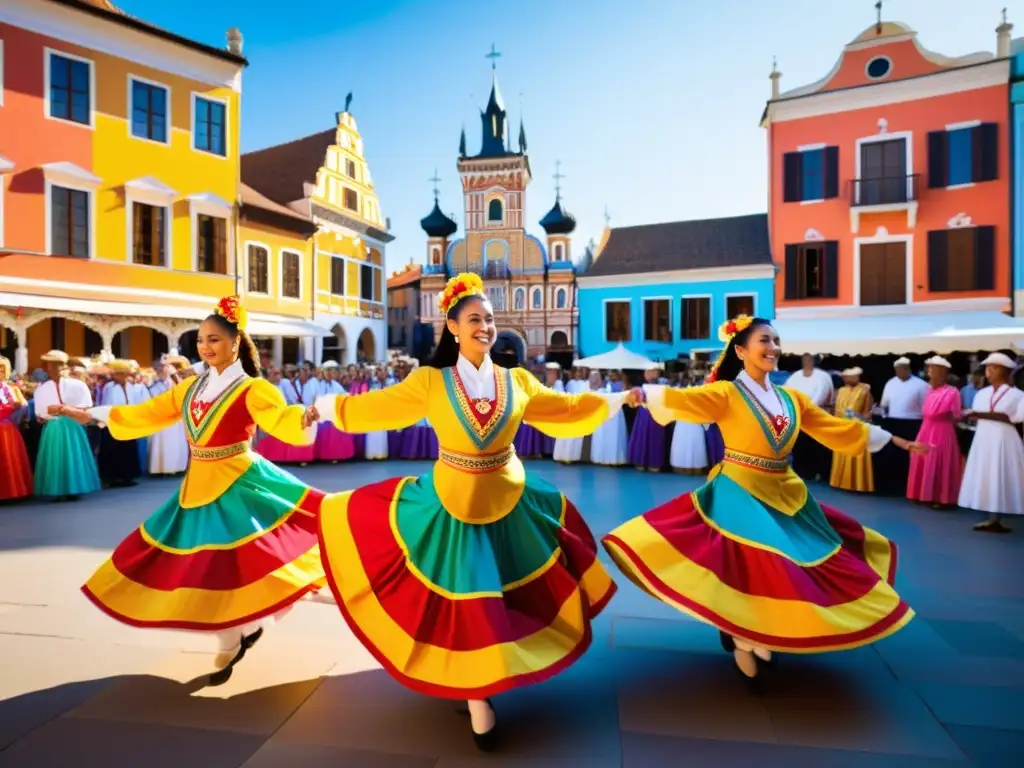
left=823, top=241, right=839, bottom=298
left=927, top=230, right=949, bottom=291
left=973, top=225, right=996, bottom=290
left=973, top=123, right=999, bottom=182
left=927, top=130, right=948, bottom=188
left=782, top=152, right=802, bottom=202
left=213, top=218, right=227, bottom=274
left=823, top=146, right=839, bottom=199
left=784, top=244, right=800, bottom=299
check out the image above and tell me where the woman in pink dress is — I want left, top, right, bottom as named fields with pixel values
left=907, top=355, right=962, bottom=508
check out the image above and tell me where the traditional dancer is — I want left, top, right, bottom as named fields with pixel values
left=906, top=356, right=962, bottom=508
left=97, top=360, right=149, bottom=487
left=785, top=354, right=834, bottom=481
left=829, top=367, right=875, bottom=493
left=312, top=274, right=631, bottom=750
left=602, top=316, right=922, bottom=684
left=32, top=350, right=101, bottom=501
left=628, top=363, right=669, bottom=471
left=255, top=365, right=315, bottom=465
left=959, top=352, right=1024, bottom=534
left=0, top=356, right=33, bottom=502
left=56, top=297, right=326, bottom=684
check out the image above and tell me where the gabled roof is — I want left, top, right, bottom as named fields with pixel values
left=586, top=213, right=771, bottom=277
left=240, top=183, right=316, bottom=236
left=241, top=129, right=335, bottom=206
left=387, top=265, right=422, bottom=289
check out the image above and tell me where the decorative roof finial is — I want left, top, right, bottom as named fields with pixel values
left=604, top=206, right=611, bottom=227
left=1004, top=7, right=1008, bottom=25
left=553, top=160, right=565, bottom=202
left=769, top=55, right=781, bottom=98
left=875, top=0, right=883, bottom=33
left=485, top=43, right=501, bottom=71
left=344, top=91, right=353, bottom=114
left=429, top=169, right=441, bottom=202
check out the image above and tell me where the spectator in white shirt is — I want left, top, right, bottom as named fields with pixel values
left=785, top=354, right=835, bottom=481
left=876, top=356, right=929, bottom=495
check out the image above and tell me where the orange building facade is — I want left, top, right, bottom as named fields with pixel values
left=765, top=19, right=1022, bottom=354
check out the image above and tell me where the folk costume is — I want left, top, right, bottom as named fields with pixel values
left=830, top=371, right=875, bottom=493
left=32, top=351, right=101, bottom=500
left=314, top=274, right=621, bottom=703
left=906, top=357, right=962, bottom=506
left=514, top=364, right=561, bottom=458
left=364, top=372, right=395, bottom=460
left=97, top=360, right=149, bottom=487
left=255, top=374, right=316, bottom=464
left=784, top=364, right=834, bottom=480
left=551, top=377, right=589, bottom=463
left=0, top=362, right=33, bottom=502
left=602, top=316, right=912, bottom=677
left=589, top=380, right=630, bottom=466
left=628, top=365, right=670, bottom=471
left=315, top=366, right=357, bottom=462
left=147, top=359, right=190, bottom=475
left=79, top=298, right=326, bottom=681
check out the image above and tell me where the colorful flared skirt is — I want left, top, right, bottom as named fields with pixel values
left=318, top=472, right=617, bottom=699
left=255, top=434, right=315, bottom=464
left=315, top=422, right=356, bottom=461
left=602, top=474, right=913, bottom=652
left=400, top=425, right=438, bottom=460
left=627, top=408, right=667, bottom=470
left=82, top=458, right=326, bottom=630
left=514, top=423, right=554, bottom=459
left=0, top=421, right=33, bottom=501
left=34, top=417, right=101, bottom=498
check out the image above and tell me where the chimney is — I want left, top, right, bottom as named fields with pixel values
left=769, top=57, right=781, bottom=100
left=227, top=27, right=243, bottom=56
left=997, top=9, right=1013, bottom=58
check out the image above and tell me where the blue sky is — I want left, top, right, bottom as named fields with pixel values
left=120, top=0, right=1012, bottom=272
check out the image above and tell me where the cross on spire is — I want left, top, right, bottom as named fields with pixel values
left=485, top=43, right=501, bottom=70
left=604, top=206, right=611, bottom=227
left=553, top=160, right=565, bottom=201
left=428, top=169, right=441, bottom=202
left=875, top=0, right=883, bottom=32
left=1003, top=7, right=1009, bottom=25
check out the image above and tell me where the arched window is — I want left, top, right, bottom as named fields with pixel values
left=555, top=287, right=567, bottom=309
left=550, top=330, right=568, bottom=347
left=513, top=287, right=525, bottom=310
left=531, top=287, right=542, bottom=309
left=487, top=198, right=503, bottom=222
left=553, top=243, right=563, bottom=261
left=430, top=246, right=441, bottom=265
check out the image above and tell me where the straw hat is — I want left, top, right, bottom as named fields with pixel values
left=924, top=355, right=952, bottom=368
left=545, top=361, right=561, bottom=370
left=321, top=360, right=340, bottom=369
left=108, top=359, right=137, bottom=374
left=980, top=352, right=1016, bottom=370
left=893, top=357, right=911, bottom=367
left=841, top=367, right=863, bottom=377
left=40, top=350, right=69, bottom=363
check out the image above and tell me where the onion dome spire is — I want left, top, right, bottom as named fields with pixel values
left=420, top=169, right=457, bottom=238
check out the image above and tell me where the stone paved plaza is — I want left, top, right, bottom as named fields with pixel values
left=0, top=461, right=1022, bottom=767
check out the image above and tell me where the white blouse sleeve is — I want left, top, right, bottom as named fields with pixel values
left=867, top=423, right=893, bottom=453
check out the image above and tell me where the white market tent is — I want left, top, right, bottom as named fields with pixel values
left=574, top=344, right=655, bottom=370
left=773, top=311, right=1024, bottom=356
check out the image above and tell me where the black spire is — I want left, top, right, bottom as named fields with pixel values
left=420, top=169, right=457, bottom=238
left=518, top=117, right=527, bottom=153
left=539, top=160, right=576, bottom=235
left=459, top=125, right=466, bottom=157
left=477, top=45, right=508, bottom=158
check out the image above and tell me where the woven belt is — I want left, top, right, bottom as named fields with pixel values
left=438, top=445, right=514, bottom=474
left=189, top=441, right=249, bottom=461
left=723, top=448, right=789, bottom=473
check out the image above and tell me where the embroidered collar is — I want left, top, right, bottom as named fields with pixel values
left=443, top=364, right=512, bottom=450
left=455, top=353, right=494, bottom=395
left=733, top=376, right=797, bottom=456
left=182, top=366, right=249, bottom=443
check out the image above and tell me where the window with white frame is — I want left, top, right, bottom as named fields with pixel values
left=605, top=301, right=631, bottom=342
left=530, top=286, right=542, bottom=309
left=196, top=214, right=228, bottom=273
left=50, top=185, right=90, bottom=257
left=555, top=286, right=568, bottom=309
left=131, top=202, right=167, bottom=266
left=726, top=295, right=755, bottom=319
left=47, top=51, right=92, bottom=126
left=643, top=298, right=671, bottom=342
left=281, top=250, right=301, bottom=299
left=193, top=94, right=226, bottom=156
left=513, top=286, right=525, bottom=310
left=247, top=244, right=269, bottom=293
left=130, top=77, right=169, bottom=143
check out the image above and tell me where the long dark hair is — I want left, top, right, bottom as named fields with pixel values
left=708, top=317, right=774, bottom=383
left=427, top=293, right=487, bottom=369
left=203, top=313, right=261, bottom=378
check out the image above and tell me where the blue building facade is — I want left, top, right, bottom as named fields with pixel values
left=576, top=214, right=776, bottom=360
left=1012, top=48, right=1024, bottom=316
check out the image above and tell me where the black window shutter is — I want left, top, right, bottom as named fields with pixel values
left=927, top=130, right=948, bottom=189
left=927, top=230, right=949, bottom=291
left=823, top=241, right=839, bottom=298
left=784, top=244, right=800, bottom=299
left=973, top=225, right=996, bottom=290
left=783, top=152, right=802, bottom=203
left=823, top=146, right=839, bottom=199
left=972, top=123, right=999, bottom=183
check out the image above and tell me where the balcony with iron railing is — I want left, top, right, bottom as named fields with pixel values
left=847, top=173, right=920, bottom=233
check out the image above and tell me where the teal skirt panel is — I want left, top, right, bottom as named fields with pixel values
left=394, top=471, right=566, bottom=596
left=142, top=457, right=310, bottom=550
left=693, top=475, right=842, bottom=565
left=34, top=417, right=101, bottom=498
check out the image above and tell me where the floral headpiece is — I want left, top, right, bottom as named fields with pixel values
left=438, top=273, right=485, bottom=316
left=214, top=295, right=249, bottom=332
left=706, top=315, right=756, bottom=383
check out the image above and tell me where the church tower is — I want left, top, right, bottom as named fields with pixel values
left=419, top=169, right=457, bottom=269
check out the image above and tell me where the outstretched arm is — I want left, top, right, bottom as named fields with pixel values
left=247, top=378, right=318, bottom=446
left=313, top=367, right=430, bottom=433
left=55, top=380, right=190, bottom=440
left=793, top=389, right=926, bottom=456
left=642, top=382, right=731, bottom=426
left=517, top=370, right=635, bottom=439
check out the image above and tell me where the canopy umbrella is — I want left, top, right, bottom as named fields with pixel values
left=573, top=344, right=656, bottom=370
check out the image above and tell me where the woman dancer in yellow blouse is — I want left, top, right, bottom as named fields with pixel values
left=310, top=273, right=636, bottom=750
left=55, top=297, right=325, bottom=685
left=830, top=367, right=876, bottom=492
left=603, top=316, right=925, bottom=685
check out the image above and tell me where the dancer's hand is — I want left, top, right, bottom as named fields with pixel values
left=301, top=406, right=319, bottom=430
left=626, top=387, right=645, bottom=408
left=893, top=436, right=929, bottom=454
left=47, top=404, right=63, bottom=416
left=961, top=409, right=975, bottom=420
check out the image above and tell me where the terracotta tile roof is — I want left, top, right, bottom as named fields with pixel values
left=586, top=213, right=771, bottom=277
left=387, top=265, right=423, bottom=289
left=241, top=130, right=335, bottom=207
left=240, top=183, right=308, bottom=222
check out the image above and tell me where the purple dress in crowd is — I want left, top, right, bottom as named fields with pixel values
left=627, top=407, right=667, bottom=470
left=704, top=423, right=725, bottom=466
